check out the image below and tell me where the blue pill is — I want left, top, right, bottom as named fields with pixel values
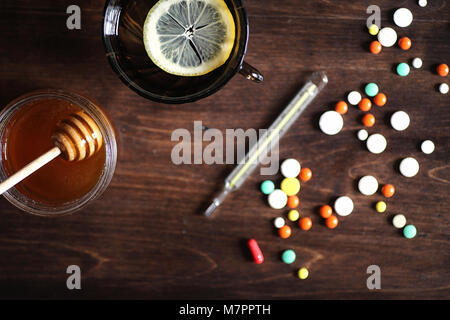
left=365, top=83, right=379, bottom=97
left=281, top=249, right=296, bottom=264
left=260, top=180, right=275, bottom=195
left=397, top=63, right=410, bottom=77
left=403, top=224, right=417, bottom=239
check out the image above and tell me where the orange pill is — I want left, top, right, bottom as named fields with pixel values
left=362, top=113, right=376, bottom=127
left=299, top=217, right=312, bottom=231
left=279, top=225, right=292, bottom=239
left=374, top=93, right=387, bottom=107
left=398, top=37, right=411, bottom=50
left=358, top=98, right=372, bottom=112
left=437, top=64, right=449, bottom=77
left=326, top=215, right=339, bottom=229
left=381, top=184, right=395, bottom=198
left=335, top=101, right=348, bottom=115
left=369, top=41, right=382, bottom=54
left=287, top=195, right=300, bottom=208
left=319, top=205, right=333, bottom=219
left=299, top=168, right=312, bottom=182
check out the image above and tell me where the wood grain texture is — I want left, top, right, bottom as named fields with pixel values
left=0, top=0, right=449, bottom=299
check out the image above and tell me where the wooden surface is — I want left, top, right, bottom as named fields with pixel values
left=0, top=0, right=449, bottom=299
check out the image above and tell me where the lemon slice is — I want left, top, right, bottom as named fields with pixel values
left=143, top=0, right=236, bottom=77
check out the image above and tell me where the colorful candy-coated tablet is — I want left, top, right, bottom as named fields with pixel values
left=279, top=225, right=292, bottom=239
left=288, top=209, right=300, bottom=222
left=397, top=63, right=410, bottom=76
left=365, top=83, right=379, bottom=97
left=359, top=98, right=372, bottom=112
left=281, top=178, right=301, bottom=196
left=362, top=113, right=376, bottom=127
left=299, top=217, right=312, bottom=231
left=247, top=239, right=264, bottom=264
left=326, top=215, right=339, bottom=229
left=287, top=196, right=300, bottom=209
left=368, top=24, right=379, bottom=35
left=370, top=41, right=382, bottom=54
left=299, top=168, right=312, bottom=182
left=298, top=267, right=309, bottom=280
left=319, top=205, right=333, bottom=218
left=437, top=64, right=449, bottom=77
left=375, top=201, right=387, bottom=213
left=374, top=93, right=387, bottom=106
left=398, top=37, right=412, bottom=50
left=260, top=180, right=275, bottom=195
left=282, top=249, right=296, bottom=264
left=381, top=184, right=395, bottom=197
left=335, top=101, right=348, bottom=115
left=403, top=224, right=417, bottom=239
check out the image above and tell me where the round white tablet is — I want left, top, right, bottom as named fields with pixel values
left=418, top=0, right=427, bottom=8
left=421, top=140, right=435, bottom=154
left=378, top=27, right=397, bottom=47
left=334, top=196, right=354, bottom=216
left=357, top=129, right=369, bottom=141
left=390, top=111, right=410, bottom=131
left=319, top=111, right=344, bottom=135
left=280, top=158, right=301, bottom=178
left=347, top=91, right=362, bottom=105
left=399, top=157, right=420, bottom=178
left=274, top=217, right=285, bottom=229
left=394, top=8, right=413, bottom=27
left=366, top=133, right=387, bottom=154
left=393, top=214, right=407, bottom=229
left=412, top=57, right=423, bottom=69
left=439, top=83, right=449, bottom=94
left=358, top=175, right=379, bottom=196
left=268, top=189, right=288, bottom=209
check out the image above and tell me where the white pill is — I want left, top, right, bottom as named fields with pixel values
left=439, top=83, right=449, bottom=94
left=390, top=111, right=410, bottom=131
left=274, top=217, right=285, bottom=229
left=394, top=8, right=413, bottom=27
left=378, top=27, right=397, bottom=47
left=418, top=0, right=427, bottom=7
left=334, top=196, right=354, bottom=216
left=393, top=214, right=407, bottom=229
left=366, top=133, right=387, bottom=154
left=412, top=57, right=423, bottom=69
left=280, top=158, right=301, bottom=178
left=319, top=111, right=344, bottom=135
left=399, top=157, right=420, bottom=178
left=347, top=91, right=362, bottom=105
left=358, top=175, right=379, bottom=196
left=268, top=189, right=287, bottom=209
left=421, top=140, right=435, bottom=154
left=357, top=129, right=369, bottom=141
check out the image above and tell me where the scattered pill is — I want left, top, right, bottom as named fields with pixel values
left=437, top=64, right=449, bottom=77
left=370, top=41, right=382, bottom=54
left=326, top=215, right=339, bottom=229
left=335, top=101, right=348, bottom=115
left=362, top=113, right=376, bottom=127
left=281, top=177, right=301, bottom=196
left=373, top=93, right=387, bottom=107
left=381, top=184, right=396, bottom=198
left=248, top=239, right=264, bottom=264
left=367, top=133, right=387, bottom=154
left=439, top=83, right=449, bottom=94
left=274, top=217, right=285, bottom=228
left=365, top=83, right=379, bottom=97
left=299, top=168, right=312, bottom=182
left=403, top=224, right=417, bottom=239
left=287, top=196, right=300, bottom=209
left=319, top=205, right=333, bottom=219
left=393, top=214, right=407, bottom=229
left=359, top=98, right=372, bottom=112
left=390, top=111, right=410, bottom=131
left=288, top=209, right=300, bottom=222
left=299, top=217, right=312, bottom=231
left=394, top=8, right=413, bottom=28
left=281, top=249, right=296, bottom=264
left=418, top=0, right=427, bottom=7
left=378, top=27, right=397, bottom=47
left=358, top=175, right=379, bottom=196
left=376, top=201, right=387, bottom=213
left=398, top=37, right=412, bottom=50
left=397, top=63, right=410, bottom=76
left=279, top=225, right=292, bottom=239
left=421, top=140, right=435, bottom=154
left=281, top=158, right=301, bottom=178
left=268, top=189, right=288, bottom=209
left=368, top=24, right=379, bottom=36
left=298, top=267, right=309, bottom=280
left=357, top=129, right=369, bottom=141
left=399, top=157, right=420, bottom=178
left=412, top=57, right=423, bottom=69
left=260, top=180, right=275, bottom=195
left=348, top=91, right=362, bottom=105
left=319, top=111, right=344, bottom=135
left=334, top=196, right=354, bottom=216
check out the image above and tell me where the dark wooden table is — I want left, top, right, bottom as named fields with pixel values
left=0, top=0, right=448, bottom=299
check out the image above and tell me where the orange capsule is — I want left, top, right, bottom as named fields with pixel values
left=370, top=41, right=382, bottom=54
left=319, top=205, right=333, bottom=219
left=299, top=168, right=312, bottom=182
left=326, top=215, right=339, bottom=229
left=381, top=184, right=395, bottom=198
left=335, top=101, right=348, bottom=115
left=287, top=195, right=300, bottom=208
left=279, top=225, right=292, bottom=239
left=362, top=113, right=376, bottom=127
left=358, top=98, right=372, bottom=112
left=299, top=217, right=312, bottom=231
left=374, top=93, right=387, bottom=107
left=437, top=64, right=449, bottom=77
left=398, top=37, right=412, bottom=50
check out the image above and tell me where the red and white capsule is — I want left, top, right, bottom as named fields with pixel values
left=247, top=239, right=264, bottom=264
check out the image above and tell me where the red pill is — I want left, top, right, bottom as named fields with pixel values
left=287, top=195, right=300, bottom=208
left=299, top=217, right=312, bottom=231
left=319, top=205, right=333, bottom=218
left=359, top=98, right=372, bottom=112
left=335, top=101, right=348, bottom=115
left=370, top=41, right=382, bottom=54
left=247, top=239, right=264, bottom=264
left=381, top=184, right=395, bottom=198
left=299, top=168, right=312, bottom=182
left=437, top=64, right=449, bottom=77
left=279, top=225, right=292, bottom=239
left=326, top=215, right=339, bottom=229
left=374, top=93, right=387, bottom=107
left=398, top=37, right=412, bottom=50
left=362, top=113, right=376, bottom=127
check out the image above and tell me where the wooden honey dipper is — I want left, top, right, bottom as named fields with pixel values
left=0, top=111, right=103, bottom=195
